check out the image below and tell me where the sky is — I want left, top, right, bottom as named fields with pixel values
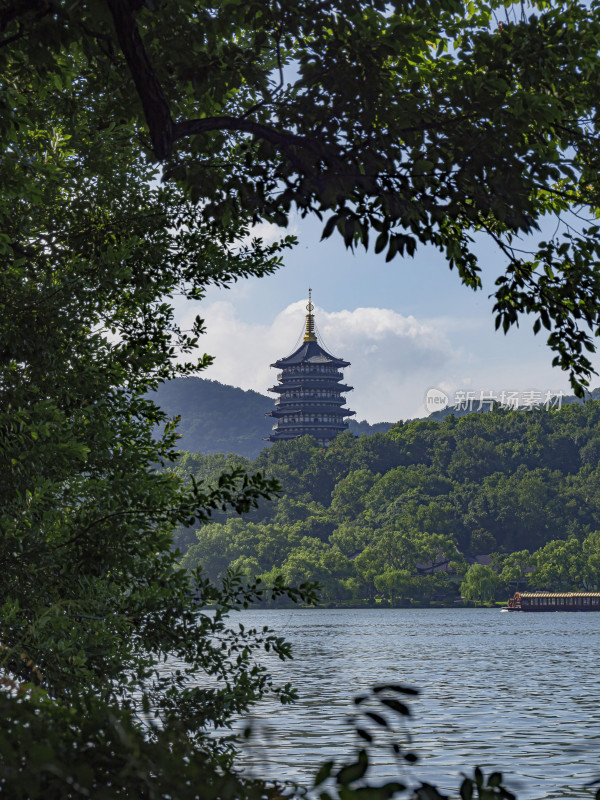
left=175, top=213, right=600, bottom=423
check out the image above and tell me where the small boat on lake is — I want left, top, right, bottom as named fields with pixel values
left=504, top=591, right=600, bottom=611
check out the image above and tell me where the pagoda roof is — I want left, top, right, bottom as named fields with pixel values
left=271, top=339, right=349, bottom=369
left=267, top=406, right=355, bottom=418
left=268, top=382, right=354, bottom=394
left=266, top=429, right=344, bottom=442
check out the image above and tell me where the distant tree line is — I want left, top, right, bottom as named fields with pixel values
left=174, top=402, right=600, bottom=605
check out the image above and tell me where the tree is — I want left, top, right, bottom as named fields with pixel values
left=3, top=2, right=600, bottom=391
left=330, top=522, right=372, bottom=558
left=460, top=564, right=501, bottom=605
left=583, top=530, right=600, bottom=589
left=330, top=469, right=378, bottom=520
left=464, top=467, right=565, bottom=552
left=0, top=32, right=312, bottom=796
left=499, top=550, right=536, bottom=591
left=352, top=546, right=384, bottom=601
left=229, top=555, right=262, bottom=584
left=180, top=520, right=244, bottom=582
left=281, top=544, right=351, bottom=602
left=469, top=528, right=498, bottom=556
left=320, top=547, right=355, bottom=602
left=374, top=568, right=412, bottom=606
left=530, top=538, right=585, bottom=590
left=411, top=531, right=458, bottom=574
left=281, top=543, right=328, bottom=587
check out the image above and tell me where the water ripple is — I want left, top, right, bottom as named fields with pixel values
left=208, top=609, right=600, bottom=799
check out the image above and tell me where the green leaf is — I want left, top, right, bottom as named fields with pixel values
left=460, top=779, right=474, bottom=800
left=488, top=772, right=502, bottom=787
left=374, top=231, right=388, bottom=254
left=337, top=750, right=369, bottom=785
left=365, top=711, right=388, bottom=727
left=322, top=215, right=339, bottom=240
left=379, top=698, right=411, bottom=716
left=373, top=684, right=419, bottom=695
left=314, top=760, right=335, bottom=787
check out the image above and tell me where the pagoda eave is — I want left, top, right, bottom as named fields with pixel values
left=268, top=381, right=351, bottom=393
left=271, top=338, right=350, bottom=369
left=267, top=424, right=349, bottom=442
left=272, top=358, right=350, bottom=369
left=267, top=407, right=354, bottom=418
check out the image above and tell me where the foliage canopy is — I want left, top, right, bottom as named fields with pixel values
left=5, top=0, right=600, bottom=389
left=178, top=402, right=600, bottom=604
left=0, top=6, right=306, bottom=795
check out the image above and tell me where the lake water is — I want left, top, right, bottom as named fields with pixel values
left=216, top=608, right=600, bottom=799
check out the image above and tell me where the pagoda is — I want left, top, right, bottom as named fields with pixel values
left=266, top=291, right=355, bottom=445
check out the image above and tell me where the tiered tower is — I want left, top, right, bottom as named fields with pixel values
left=266, top=291, right=354, bottom=445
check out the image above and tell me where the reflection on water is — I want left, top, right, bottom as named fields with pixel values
left=207, top=609, right=600, bottom=799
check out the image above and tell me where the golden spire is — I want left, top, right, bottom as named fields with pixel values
left=303, top=288, right=317, bottom=342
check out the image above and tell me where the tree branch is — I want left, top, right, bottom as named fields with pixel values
left=101, top=0, right=343, bottom=168
left=0, top=0, right=50, bottom=31
left=173, top=115, right=326, bottom=156
left=105, top=0, right=174, bottom=159
left=101, top=0, right=470, bottom=179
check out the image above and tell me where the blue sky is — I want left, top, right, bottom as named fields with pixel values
left=205, top=213, right=496, bottom=320
left=177, top=212, right=600, bottom=423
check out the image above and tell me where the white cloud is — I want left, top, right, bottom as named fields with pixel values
left=177, top=295, right=590, bottom=422
left=241, top=216, right=300, bottom=246
left=179, top=300, right=460, bottom=422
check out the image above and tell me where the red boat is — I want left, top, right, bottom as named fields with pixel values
left=505, top=591, right=600, bottom=611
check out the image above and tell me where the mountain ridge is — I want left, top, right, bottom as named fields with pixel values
left=151, top=377, right=600, bottom=458
left=150, top=377, right=394, bottom=458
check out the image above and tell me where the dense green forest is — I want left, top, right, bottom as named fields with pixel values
left=151, top=378, right=393, bottom=458
left=175, top=402, right=600, bottom=605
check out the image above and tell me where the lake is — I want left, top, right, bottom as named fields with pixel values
left=216, top=608, right=600, bottom=799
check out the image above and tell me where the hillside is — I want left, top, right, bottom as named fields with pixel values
left=150, top=377, right=393, bottom=458
left=150, top=377, right=598, bottom=459
left=174, top=401, right=600, bottom=605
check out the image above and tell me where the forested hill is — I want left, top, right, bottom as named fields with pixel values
left=150, top=377, right=393, bottom=458
left=174, top=401, right=600, bottom=605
